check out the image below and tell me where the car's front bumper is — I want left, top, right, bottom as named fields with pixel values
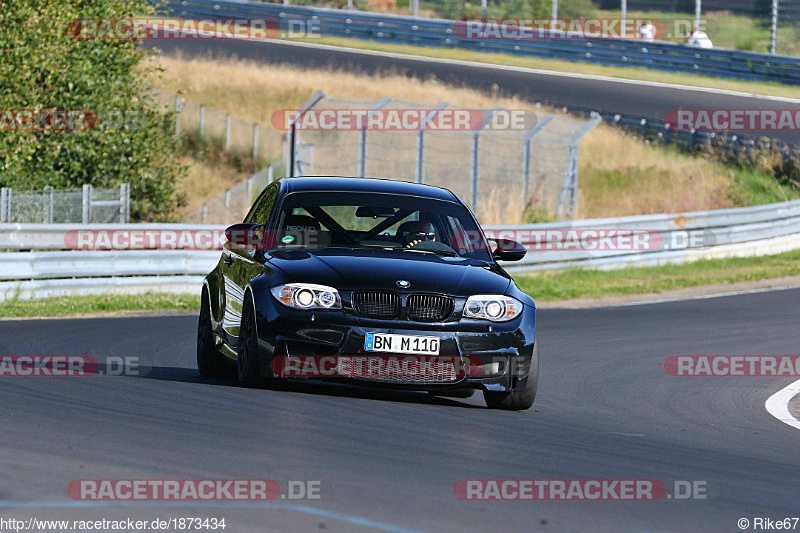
left=252, top=288, right=536, bottom=393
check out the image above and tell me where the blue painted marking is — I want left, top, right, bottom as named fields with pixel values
left=365, top=332, right=374, bottom=351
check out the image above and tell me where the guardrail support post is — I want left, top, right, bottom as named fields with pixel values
left=175, top=95, right=181, bottom=137
left=82, top=184, right=92, bottom=225
left=1, top=187, right=9, bottom=223
left=200, top=105, right=206, bottom=139
left=268, top=165, right=274, bottom=184
left=225, top=114, right=231, bottom=151
left=252, top=123, right=259, bottom=160
left=202, top=205, right=208, bottom=224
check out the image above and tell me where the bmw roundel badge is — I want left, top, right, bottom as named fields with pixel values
left=396, top=280, right=411, bottom=288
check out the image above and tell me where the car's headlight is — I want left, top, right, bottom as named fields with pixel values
left=270, top=283, right=342, bottom=310
left=462, top=295, right=522, bottom=322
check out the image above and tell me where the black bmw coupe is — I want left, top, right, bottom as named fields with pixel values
left=197, top=177, right=538, bottom=410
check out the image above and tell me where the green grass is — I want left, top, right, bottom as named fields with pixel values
left=514, top=249, right=800, bottom=302
left=284, top=34, right=800, bottom=99
left=596, top=8, right=800, bottom=56
left=0, top=293, right=200, bottom=319
left=4, top=250, right=800, bottom=318
left=727, top=167, right=796, bottom=206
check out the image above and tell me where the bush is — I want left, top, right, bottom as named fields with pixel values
left=0, top=0, right=185, bottom=221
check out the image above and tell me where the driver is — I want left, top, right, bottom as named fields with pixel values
left=397, top=220, right=437, bottom=248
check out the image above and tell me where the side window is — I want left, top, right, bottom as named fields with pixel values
left=245, top=185, right=277, bottom=224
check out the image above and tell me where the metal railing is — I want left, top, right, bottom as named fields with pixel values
left=286, top=92, right=600, bottom=222
left=0, top=184, right=130, bottom=224
left=3, top=197, right=800, bottom=299
left=161, top=0, right=800, bottom=84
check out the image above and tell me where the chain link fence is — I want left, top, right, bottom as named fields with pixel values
left=286, top=92, right=600, bottom=223
left=155, top=90, right=279, bottom=165
left=184, top=165, right=279, bottom=224
left=0, top=184, right=130, bottom=224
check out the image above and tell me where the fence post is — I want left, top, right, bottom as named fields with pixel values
left=82, top=184, right=92, bottom=224
left=288, top=126, right=296, bottom=177
left=225, top=114, right=231, bottom=151
left=470, top=133, right=480, bottom=210
left=268, top=165, right=274, bottom=184
left=225, top=190, right=231, bottom=209
left=45, top=185, right=54, bottom=223
left=415, top=103, right=448, bottom=185
left=1, top=187, right=9, bottom=223
left=118, top=183, right=126, bottom=223
left=521, top=115, right=554, bottom=210
left=469, top=107, right=503, bottom=212
left=125, top=183, right=131, bottom=223
left=202, top=205, right=208, bottom=224
left=200, top=105, right=205, bottom=139
left=360, top=97, right=393, bottom=179
left=415, top=130, right=425, bottom=184
left=247, top=175, right=254, bottom=204
left=175, top=95, right=181, bottom=137
left=253, top=123, right=259, bottom=160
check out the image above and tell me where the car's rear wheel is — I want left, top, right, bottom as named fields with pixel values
left=483, top=342, right=539, bottom=411
left=197, top=288, right=227, bottom=378
left=237, top=294, right=263, bottom=388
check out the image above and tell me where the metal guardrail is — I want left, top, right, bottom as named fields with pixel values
left=161, top=0, right=800, bottom=85
left=2, top=197, right=800, bottom=299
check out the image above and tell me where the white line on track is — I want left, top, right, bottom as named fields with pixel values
left=766, top=378, right=800, bottom=432
left=218, top=37, right=800, bottom=103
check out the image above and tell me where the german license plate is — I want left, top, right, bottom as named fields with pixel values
left=364, top=333, right=440, bottom=355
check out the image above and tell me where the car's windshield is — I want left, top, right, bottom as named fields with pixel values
left=275, top=190, right=492, bottom=261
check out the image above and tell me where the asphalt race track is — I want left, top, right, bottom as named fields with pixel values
left=1, top=288, right=798, bottom=532
left=146, top=38, right=800, bottom=145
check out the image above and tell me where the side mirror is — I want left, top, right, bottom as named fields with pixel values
left=489, top=238, right=527, bottom=262
left=225, top=223, right=268, bottom=251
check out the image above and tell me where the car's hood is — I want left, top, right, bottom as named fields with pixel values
left=266, top=248, right=511, bottom=297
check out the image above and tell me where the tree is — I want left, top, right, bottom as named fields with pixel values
left=0, top=0, right=185, bottom=220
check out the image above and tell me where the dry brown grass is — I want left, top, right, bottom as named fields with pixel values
left=578, top=125, right=735, bottom=218
left=179, top=155, right=250, bottom=215
left=148, top=53, right=740, bottom=221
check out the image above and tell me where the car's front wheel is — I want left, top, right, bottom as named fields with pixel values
left=237, top=294, right=263, bottom=388
left=483, top=342, right=539, bottom=411
left=197, top=288, right=228, bottom=378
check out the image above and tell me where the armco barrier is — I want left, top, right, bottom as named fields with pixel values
left=160, top=0, right=800, bottom=85
left=2, top=198, right=800, bottom=300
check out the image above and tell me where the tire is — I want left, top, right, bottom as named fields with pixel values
left=237, top=294, right=263, bottom=388
left=483, top=342, right=539, bottom=411
left=197, top=288, right=227, bottom=378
